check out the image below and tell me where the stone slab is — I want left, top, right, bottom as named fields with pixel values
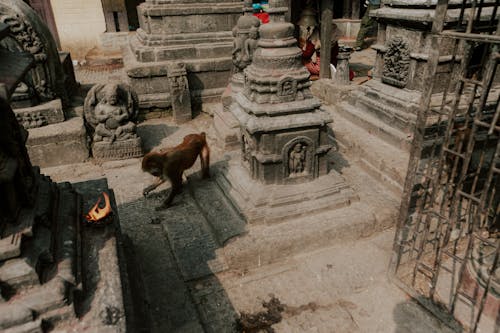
left=0, top=233, right=22, bottom=261
left=26, top=117, right=89, bottom=168
left=216, top=153, right=359, bottom=225
left=92, top=137, right=144, bottom=161
left=0, top=258, right=39, bottom=289
left=0, top=303, right=33, bottom=330
left=213, top=105, right=240, bottom=151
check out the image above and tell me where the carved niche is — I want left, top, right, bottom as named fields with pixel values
left=282, top=137, right=315, bottom=179
left=277, top=76, right=297, bottom=102
left=382, top=36, right=411, bottom=88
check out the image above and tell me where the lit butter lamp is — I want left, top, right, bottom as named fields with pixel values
left=84, top=192, right=113, bottom=226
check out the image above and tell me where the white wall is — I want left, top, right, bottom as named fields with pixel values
left=50, top=0, right=106, bottom=60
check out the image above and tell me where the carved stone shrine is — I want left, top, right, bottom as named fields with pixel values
left=217, top=20, right=358, bottom=223
left=123, top=0, right=242, bottom=111
left=84, top=83, right=143, bottom=160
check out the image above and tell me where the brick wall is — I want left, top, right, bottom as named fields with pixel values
left=50, top=0, right=106, bottom=60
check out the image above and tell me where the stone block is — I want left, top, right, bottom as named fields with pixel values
left=0, top=303, right=33, bottom=330
left=0, top=258, right=39, bottom=289
left=92, top=137, right=143, bottom=161
left=14, top=99, right=65, bottom=129
left=0, top=233, right=22, bottom=261
left=26, top=117, right=89, bottom=168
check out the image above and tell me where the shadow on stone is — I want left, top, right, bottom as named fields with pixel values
left=116, top=161, right=245, bottom=332
left=137, top=123, right=178, bottom=153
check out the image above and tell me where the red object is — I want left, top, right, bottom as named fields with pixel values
left=349, top=69, right=355, bottom=81
left=253, top=12, right=269, bottom=24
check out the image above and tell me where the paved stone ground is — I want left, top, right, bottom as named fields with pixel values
left=38, top=50, right=464, bottom=332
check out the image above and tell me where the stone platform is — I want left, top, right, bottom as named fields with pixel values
left=26, top=116, right=89, bottom=168
left=216, top=153, right=359, bottom=225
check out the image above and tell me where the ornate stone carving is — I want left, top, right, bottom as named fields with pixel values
left=15, top=111, right=47, bottom=129
left=289, top=143, right=306, bottom=174
left=382, top=36, right=411, bottom=88
left=84, top=84, right=143, bottom=160
left=277, top=76, right=297, bottom=101
left=232, top=15, right=261, bottom=73
left=167, top=62, right=192, bottom=123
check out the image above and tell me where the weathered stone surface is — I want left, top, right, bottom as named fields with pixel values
left=0, top=258, right=39, bottom=289
left=0, top=303, right=33, bottom=330
left=26, top=117, right=89, bottom=167
left=167, top=63, right=192, bottom=124
left=14, top=99, right=64, bottom=129
left=0, top=233, right=22, bottom=261
left=123, top=0, right=243, bottom=109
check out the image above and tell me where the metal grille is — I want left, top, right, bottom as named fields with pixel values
left=390, top=1, right=500, bottom=332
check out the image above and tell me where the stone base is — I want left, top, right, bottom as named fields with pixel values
left=123, top=41, right=230, bottom=109
left=26, top=117, right=89, bottom=168
left=311, top=79, right=356, bottom=106
left=14, top=98, right=64, bottom=129
left=213, top=100, right=240, bottom=151
left=338, top=79, right=420, bottom=151
left=215, top=154, right=359, bottom=225
left=92, top=137, right=143, bottom=161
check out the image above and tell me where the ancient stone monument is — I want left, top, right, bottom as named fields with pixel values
left=0, top=98, right=128, bottom=332
left=217, top=17, right=357, bottom=223
left=123, top=0, right=243, bottom=112
left=84, top=83, right=143, bottom=160
left=0, top=0, right=86, bottom=168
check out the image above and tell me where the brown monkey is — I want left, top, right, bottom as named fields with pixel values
left=142, top=132, right=210, bottom=210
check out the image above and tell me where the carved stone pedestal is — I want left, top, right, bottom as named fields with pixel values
left=92, top=137, right=143, bottom=161
left=123, top=0, right=243, bottom=110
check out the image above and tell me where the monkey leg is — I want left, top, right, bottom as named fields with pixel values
left=156, top=173, right=183, bottom=210
left=143, top=178, right=165, bottom=196
left=200, top=144, right=210, bottom=179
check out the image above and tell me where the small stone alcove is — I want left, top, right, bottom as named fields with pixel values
left=282, top=136, right=315, bottom=181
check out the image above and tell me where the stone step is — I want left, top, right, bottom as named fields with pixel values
left=187, top=174, right=246, bottom=246
left=0, top=258, right=39, bottom=290
left=0, top=302, right=33, bottom=330
left=2, top=320, right=42, bottom=333
left=0, top=233, right=22, bottom=261
left=328, top=105, right=408, bottom=196
left=352, top=90, right=417, bottom=133
left=338, top=102, right=412, bottom=151
left=159, top=189, right=228, bottom=281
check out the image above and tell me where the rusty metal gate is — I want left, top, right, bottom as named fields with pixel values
left=390, top=0, right=500, bottom=332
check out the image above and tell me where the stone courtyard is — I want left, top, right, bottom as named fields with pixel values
left=19, top=56, right=453, bottom=332
left=1, top=0, right=499, bottom=332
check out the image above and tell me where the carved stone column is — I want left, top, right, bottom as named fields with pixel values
left=167, top=63, right=192, bottom=124
left=334, top=46, right=352, bottom=85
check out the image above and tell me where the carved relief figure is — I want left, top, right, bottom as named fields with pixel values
left=382, top=36, right=411, bottom=88
left=84, top=84, right=139, bottom=143
left=232, top=15, right=261, bottom=72
left=242, top=134, right=253, bottom=163
left=289, top=143, right=306, bottom=174
left=242, top=26, right=259, bottom=64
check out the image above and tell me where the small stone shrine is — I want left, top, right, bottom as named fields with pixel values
left=123, top=0, right=243, bottom=111
left=217, top=18, right=357, bottom=223
left=84, top=83, right=143, bottom=160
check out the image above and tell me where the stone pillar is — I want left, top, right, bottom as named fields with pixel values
left=167, top=63, right=192, bottom=124
left=334, top=46, right=351, bottom=85
left=319, top=0, right=333, bottom=79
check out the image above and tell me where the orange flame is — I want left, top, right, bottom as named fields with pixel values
left=85, top=192, right=112, bottom=222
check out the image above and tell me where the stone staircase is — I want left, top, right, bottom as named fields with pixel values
left=0, top=173, right=129, bottom=332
